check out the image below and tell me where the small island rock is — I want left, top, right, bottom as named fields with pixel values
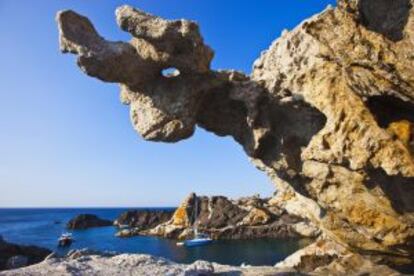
left=67, top=214, right=113, bottom=230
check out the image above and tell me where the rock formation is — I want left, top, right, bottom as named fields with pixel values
left=56, top=0, right=414, bottom=270
left=114, top=210, right=174, bottom=229
left=145, top=193, right=319, bottom=240
left=0, top=236, right=51, bottom=271
left=67, top=214, right=113, bottom=230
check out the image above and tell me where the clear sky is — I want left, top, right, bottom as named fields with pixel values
left=0, top=0, right=335, bottom=207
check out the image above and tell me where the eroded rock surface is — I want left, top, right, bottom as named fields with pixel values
left=0, top=251, right=298, bottom=276
left=275, top=239, right=400, bottom=275
left=57, top=0, right=414, bottom=268
left=1, top=248, right=400, bottom=276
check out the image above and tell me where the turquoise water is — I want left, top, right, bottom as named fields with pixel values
left=0, top=208, right=308, bottom=266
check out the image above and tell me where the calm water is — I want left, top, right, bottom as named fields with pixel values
left=0, top=208, right=309, bottom=266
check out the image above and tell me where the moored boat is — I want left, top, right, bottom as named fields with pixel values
left=177, top=232, right=212, bottom=247
left=58, top=232, right=73, bottom=247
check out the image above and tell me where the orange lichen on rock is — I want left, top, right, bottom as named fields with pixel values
left=346, top=201, right=403, bottom=235
left=387, top=120, right=412, bottom=149
left=171, top=206, right=190, bottom=226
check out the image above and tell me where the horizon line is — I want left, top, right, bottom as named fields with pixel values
left=0, top=206, right=178, bottom=209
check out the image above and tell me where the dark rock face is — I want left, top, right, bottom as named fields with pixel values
left=67, top=214, right=113, bottom=230
left=146, top=193, right=319, bottom=240
left=197, top=196, right=249, bottom=229
left=114, top=210, right=173, bottom=229
left=0, top=236, right=51, bottom=271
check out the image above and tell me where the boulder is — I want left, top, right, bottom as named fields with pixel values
left=184, top=260, right=214, bottom=276
left=67, top=214, right=113, bottom=230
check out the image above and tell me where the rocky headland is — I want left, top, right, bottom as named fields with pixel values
left=67, top=214, right=113, bottom=230
left=50, top=0, right=414, bottom=274
left=144, top=193, right=319, bottom=240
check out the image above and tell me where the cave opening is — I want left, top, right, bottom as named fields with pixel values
left=161, top=67, right=180, bottom=78
left=365, top=168, right=414, bottom=214
left=366, top=95, right=414, bottom=153
left=254, top=100, right=327, bottom=197
left=364, top=95, right=414, bottom=213
left=358, top=0, right=412, bottom=42
left=366, top=96, right=414, bottom=127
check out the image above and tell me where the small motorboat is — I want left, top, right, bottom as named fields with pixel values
left=177, top=233, right=212, bottom=247
left=58, top=232, right=73, bottom=247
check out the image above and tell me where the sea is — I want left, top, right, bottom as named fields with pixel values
left=0, top=208, right=310, bottom=266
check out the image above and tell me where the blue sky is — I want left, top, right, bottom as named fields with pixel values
left=0, top=0, right=335, bottom=207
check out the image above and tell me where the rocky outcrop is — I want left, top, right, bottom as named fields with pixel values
left=67, top=214, right=113, bottom=230
left=275, top=239, right=400, bottom=275
left=145, top=193, right=319, bottom=240
left=0, top=236, right=51, bottom=271
left=114, top=210, right=173, bottom=237
left=56, top=0, right=414, bottom=268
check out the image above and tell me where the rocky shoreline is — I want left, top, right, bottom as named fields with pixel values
left=62, top=193, right=318, bottom=241
left=0, top=193, right=321, bottom=273
left=7, top=0, right=410, bottom=274
left=0, top=245, right=401, bottom=276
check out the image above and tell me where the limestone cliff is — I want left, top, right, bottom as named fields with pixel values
left=56, top=0, right=414, bottom=267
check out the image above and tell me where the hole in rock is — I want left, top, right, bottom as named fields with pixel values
left=161, top=67, right=180, bottom=78
left=196, top=88, right=327, bottom=198
left=254, top=101, right=327, bottom=197
left=365, top=168, right=414, bottom=214
left=366, top=96, right=414, bottom=153
left=358, top=0, right=411, bottom=41
left=366, top=96, right=414, bottom=127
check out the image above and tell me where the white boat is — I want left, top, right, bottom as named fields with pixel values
left=180, top=233, right=212, bottom=247
left=58, top=232, right=73, bottom=247
left=176, top=195, right=213, bottom=247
